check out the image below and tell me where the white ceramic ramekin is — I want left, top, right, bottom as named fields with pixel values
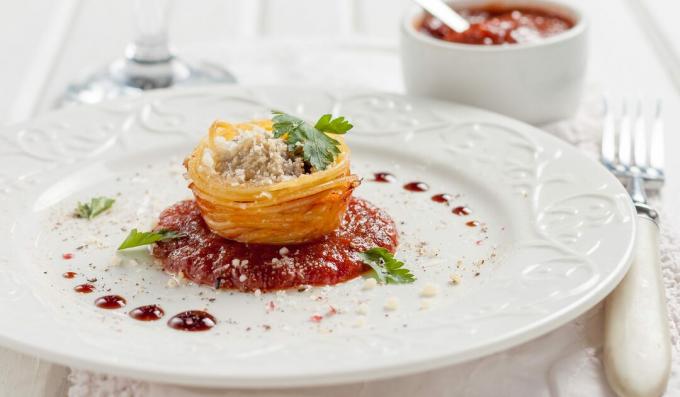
left=400, top=0, right=588, bottom=124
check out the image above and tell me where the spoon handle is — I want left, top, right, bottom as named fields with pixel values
left=412, top=0, right=470, bottom=33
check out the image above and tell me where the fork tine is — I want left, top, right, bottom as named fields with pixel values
left=601, top=96, right=617, bottom=165
left=650, top=99, right=664, bottom=171
left=618, top=100, right=633, bottom=166
left=633, top=99, right=647, bottom=168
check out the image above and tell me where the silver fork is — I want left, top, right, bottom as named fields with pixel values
left=600, top=98, right=671, bottom=397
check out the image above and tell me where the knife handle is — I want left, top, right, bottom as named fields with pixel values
left=604, top=215, right=671, bottom=397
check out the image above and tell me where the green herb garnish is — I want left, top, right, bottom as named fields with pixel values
left=117, top=228, right=186, bottom=250
left=358, top=247, right=416, bottom=284
left=271, top=111, right=353, bottom=171
left=313, top=114, right=353, bottom=134
left=74, top=197, right=115, bottom=219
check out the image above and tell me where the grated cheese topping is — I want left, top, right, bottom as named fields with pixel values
left=203, top=126, right=305, bottom=186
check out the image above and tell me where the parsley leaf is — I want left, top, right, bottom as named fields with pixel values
left=117, top=229, right=186, bottom=250
left=314, top=114, right=353, bottom=134
left=271, top=111, right=352, bottom=170
left=74, top=197, right=115, bottom=220
left=358, top=247, right=416, bottom=284
left=302, top=126, right=341, bottom=170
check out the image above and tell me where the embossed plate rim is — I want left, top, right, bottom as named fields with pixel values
left=0, top=85, right=635, bottom=387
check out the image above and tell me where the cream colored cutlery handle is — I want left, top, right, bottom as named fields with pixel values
left=604, top=216, right=671, bottom=397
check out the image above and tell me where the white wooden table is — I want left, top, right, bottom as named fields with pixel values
left=1, top=0, right=679, bottom=395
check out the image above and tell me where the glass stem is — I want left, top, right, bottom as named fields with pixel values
left=126, top=0, right=173, bottom=63
left=112, top=0, right=183, bottom=89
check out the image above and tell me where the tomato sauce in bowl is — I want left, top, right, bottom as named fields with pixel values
left=419, top=4, right=573, bottom=45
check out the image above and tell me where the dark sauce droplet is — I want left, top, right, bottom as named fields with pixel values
left=466, top=220, right=480, bottom=227
left=129, top=305, right=164, bottom=321
left=63, top=271, right=77, bottom=279
left=431, top=193, right=452, bottom=204
left=404, top=181, right=429, bottom=192
left=453, top=206, right=471, bottom=216
left=372, top=172, right=396, bottom=183
left=94, top=295, right=126, bottom=309
left=168, top=310, right=217, bottom=332
left=74, top=284, right=95, bottom=293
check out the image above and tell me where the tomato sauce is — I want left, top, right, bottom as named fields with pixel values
left=129, top=305, right=165, bottom=321
left=420, top=5, right=573, bottom=45
left=167, top=310, right=216, bottom=331
left=152, top=198, right=398, bottom=292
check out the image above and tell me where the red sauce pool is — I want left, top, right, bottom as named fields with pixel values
left=152, top=198, right=398, bottom=292
left=404, top=181, right=429, bottom=192
left=431, top=193, right=452, bottom=204
left=372, top=172, right=396, bottom=183
left=129, top=305, right=164, bottom=321
left=420, top=5, right=573, bottom=45
left=168, top=310, right=216, bottom=331
left=453, top=206, right=471, bottom=216
left=63, top=271, right=77, bottom=279
left=74, top=284, right=95, bottom=293
left=94, top=295, right=126, bottom=309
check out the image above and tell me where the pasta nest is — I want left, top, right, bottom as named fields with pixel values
left=185, top=119, right=360, bottom=244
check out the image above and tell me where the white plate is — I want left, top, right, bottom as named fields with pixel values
left=0, top=85, right=635, bottom=388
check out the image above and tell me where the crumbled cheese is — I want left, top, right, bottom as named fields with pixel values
left=201, top=149, right=215, bottom=168
left=231, top=258, right=241, bottom=267
left=419, top=282, right=439, bottom=297
left=239, top=274, right=247, bottom=282
left=257, top=191, right=273, bottom=199
left=362, top=278, right=378, bottom=291
left=420, top=298, right=433, bottom=310
left=254, top=289, right=262, bottom=296
left=110, top=255, right=122, bottom=267
left=384, top=296, right=399, bottom=311
left=279, top=247, right=289, bottom=256
left=420, top=298, right=434, bottom=310
left=356, top=303, right=369, bottom=315
left=450, top=274, right=462, bottom=285
left=212, top=264, right=230, bottom=274
left=211, top=127, right=305, bottom=186
left=166, top=278, right=179, bottom=288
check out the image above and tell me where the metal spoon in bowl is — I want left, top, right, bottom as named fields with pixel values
left=412, top=0, right=470, bottom=33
